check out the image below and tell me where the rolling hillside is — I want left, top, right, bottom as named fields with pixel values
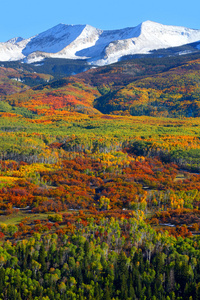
left=1, top=52, right=200, bottom=118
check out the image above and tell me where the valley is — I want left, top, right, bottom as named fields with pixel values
left=0, top=25, right=200, bottom=299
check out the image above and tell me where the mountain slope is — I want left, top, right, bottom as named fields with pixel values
left=2, top=52, right=200, bottom=118
left=1, top=21, right=200, bottom=66
left=0, top=65, right=53, bottom=96
left=3, top=76, right=101, bottom=116
left=94, top=56, right=200, bottom=117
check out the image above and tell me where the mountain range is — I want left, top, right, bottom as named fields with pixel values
left=1, top=21, right=200, bottom=66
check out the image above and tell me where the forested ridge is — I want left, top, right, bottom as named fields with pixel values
left=1, top=54, right=200, bottom=299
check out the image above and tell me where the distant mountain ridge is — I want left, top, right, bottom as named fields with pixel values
left=1, top=21, right=200, bottom=66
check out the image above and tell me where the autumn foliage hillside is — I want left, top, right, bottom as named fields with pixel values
left=2, top=52, right=200, bottom=118
left=2, top=77, right=101, bottom=116
left=0, top=65, right=53, bottom=96
left=94, top=57, right=200, bottom=117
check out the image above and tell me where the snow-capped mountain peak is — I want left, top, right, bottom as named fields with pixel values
left=6, top=37, right=25, bottom=45
left=1, top=21, right=200, bottom=65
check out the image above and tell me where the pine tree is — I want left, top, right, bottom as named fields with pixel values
left=128, top=273, right=136, bottom=299
left=38, top=243, right=47, bottom=273
left=104, top=285, right=111, bottom=300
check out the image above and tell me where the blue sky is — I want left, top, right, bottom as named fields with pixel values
left=1, top=0, right=200, bottom=42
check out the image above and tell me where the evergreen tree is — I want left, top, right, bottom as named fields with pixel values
left=38, top=243, right=47, bottom=273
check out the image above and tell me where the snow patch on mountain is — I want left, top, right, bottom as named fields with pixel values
left=22, top=24, right=88, bottom=55
left=178, top=50, right=193, bottom=56
left=0, top=37, right=31, bottom=61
